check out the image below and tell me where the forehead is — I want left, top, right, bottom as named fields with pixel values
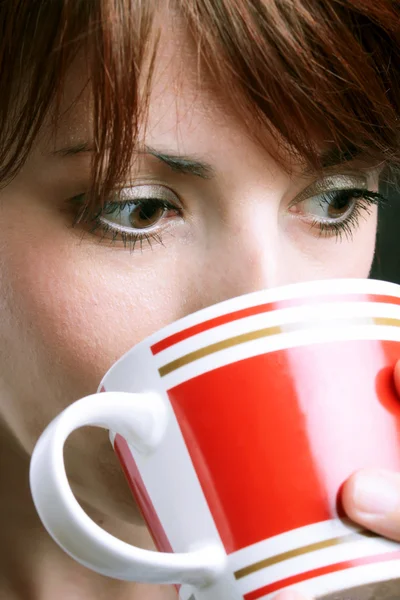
left=42, top=7, right=349, bottom=181
left=44, top=14, right=274, bottom=161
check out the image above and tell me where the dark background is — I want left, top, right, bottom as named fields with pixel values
left=370, top=184, right=400, bottom=284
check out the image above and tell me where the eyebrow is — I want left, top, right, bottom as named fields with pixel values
left=319, top=145, right=362, bottom=169
left=145, top=146, right=214, bottom=179
left=52, top=141, right=366, bottom=181
left=298, top=144, right=369, bottom=178
left=51, top=142, right=215, bottom=179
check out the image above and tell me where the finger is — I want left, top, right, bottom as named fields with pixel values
left=394, top=360, right=400, bottom=397
left=272, top=589, right=310, bottom=600
left=342, top=468, right=400, bottom=541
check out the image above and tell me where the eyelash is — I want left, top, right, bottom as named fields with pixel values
left=69, top=186, right=387, bottom=251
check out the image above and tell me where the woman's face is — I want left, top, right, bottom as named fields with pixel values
left=0, top=21, right=378, bottom=522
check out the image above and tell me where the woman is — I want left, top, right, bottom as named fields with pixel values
left=1, top=1, right=400, bottom=599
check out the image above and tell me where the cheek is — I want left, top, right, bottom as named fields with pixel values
left=4, top=229, right=182, bottom=393
left=328, top=208, right=378, bottom=278
left=1, top=229, right=188, bottom=517
left=284, top=207, right=378, bottom=282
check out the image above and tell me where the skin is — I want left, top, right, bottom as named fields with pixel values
left=0, top=13, right=399, bottom=600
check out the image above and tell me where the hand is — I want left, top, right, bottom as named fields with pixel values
left=273, top=361, right=400, bottom=600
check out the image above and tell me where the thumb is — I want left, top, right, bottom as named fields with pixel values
left=341, top=468, right=400, bottom=541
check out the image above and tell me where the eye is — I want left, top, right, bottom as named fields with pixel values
left=98, top=184, right=182, bottom=233
left=68, top=183, right=184, bottom=252
left=295, top=188, right=357, bottom=222
left=288, top=174, right=387, bottom=241
left=101, top=197, right=175, bottom=231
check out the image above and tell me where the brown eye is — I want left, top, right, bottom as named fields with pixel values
left=102, top=198, right=178, bottom=231
left=295, top=189, right=356, bottom=221
left=129, top=200, right=167, bottom=229
left=71, top=184, right=184, bottom=252
left=288, top=173, right=384, bottom=241
left=324, top=190, right=356, bottom=218
left=97, top=185, right=182, bottom=234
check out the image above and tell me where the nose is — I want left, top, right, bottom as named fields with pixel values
left=183, top=215, right=289, bottom=313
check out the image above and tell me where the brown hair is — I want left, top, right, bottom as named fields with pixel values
left=1, top=0, right=400, bottom=205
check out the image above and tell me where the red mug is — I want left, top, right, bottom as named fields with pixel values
left=30, top=278, right=400, bottom=600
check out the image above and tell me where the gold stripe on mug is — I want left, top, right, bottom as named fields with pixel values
left=159, top=326, right=282, bottom=376
left=158, top=317, right=400, bottom=377
left=233, top=530, right=379, bottom=580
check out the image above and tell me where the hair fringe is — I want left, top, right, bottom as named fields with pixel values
left=0, top=0, right=400, bottom=203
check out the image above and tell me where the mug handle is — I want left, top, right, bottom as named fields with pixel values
left=29, top=392, right=227, bottom=586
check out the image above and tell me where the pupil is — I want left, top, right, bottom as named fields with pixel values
left=328, top=190, right=352, bottom=217
left=131, top=201, right=164, bottom=229
left=333, top=190, right=350, bottom=209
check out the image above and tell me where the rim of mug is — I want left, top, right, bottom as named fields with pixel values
left=100, top=278, right=400, bottom=383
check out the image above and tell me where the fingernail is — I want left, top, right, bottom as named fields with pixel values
left=353, top=472, right=400, bottom=516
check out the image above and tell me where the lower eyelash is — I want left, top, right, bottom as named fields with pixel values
left=310, top=190, right=387, bottom=242
left=95, top=222, right=165, bottom=252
